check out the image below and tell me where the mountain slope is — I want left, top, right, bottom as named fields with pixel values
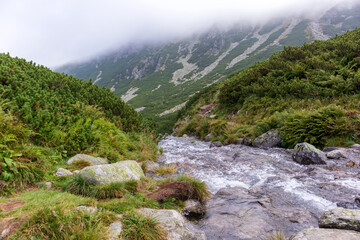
left=58, top=3, right=360, bottom=132
left=175, top=27, right=360, bottom=148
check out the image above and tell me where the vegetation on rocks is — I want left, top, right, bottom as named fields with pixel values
left=176, top=28, right=360, bottom=149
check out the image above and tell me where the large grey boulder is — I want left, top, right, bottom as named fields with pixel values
left=292, top=143, right=327, bottom=165
left=319, top=208, right=360, bottom=231
left=79, top=160, right=144, bottom=185
left=66, top=154, right=108, bottom=165
left=252, top=129, right=282, bottom=148
left=137, top=208, right=206, bottom=240
left=326, top=149, right=348, bottom=159
left=350, top=144, right=360, bottom=150
left=292, top=228, right=360, bottom=240
left=55, top=168, right=73, bottom=177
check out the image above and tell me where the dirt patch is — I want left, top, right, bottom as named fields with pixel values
left=148, top=181, right=195, bottom=202
left=0, top=200, right=25, bottom=213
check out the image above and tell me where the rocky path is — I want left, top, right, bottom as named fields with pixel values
left=158, top=136, right=360, bottom=239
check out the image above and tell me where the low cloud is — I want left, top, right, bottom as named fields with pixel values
left=0, top=0, right=357, bottom=68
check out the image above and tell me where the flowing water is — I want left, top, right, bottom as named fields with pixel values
left=158, top=136, right=360, bottom=239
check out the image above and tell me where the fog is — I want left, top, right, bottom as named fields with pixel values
left=0, top=0, right=358, bottom=68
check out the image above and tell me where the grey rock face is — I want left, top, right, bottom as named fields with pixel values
left=252, top=129, right=282, bottom=148
left=326, top=149, right=348, bottom=159
left=80, top=160, right=144, bottom=185
left=292, top=143, right=327, bottom=165
left=350, top=144, right=360, bottom=150
left=292, top=228, right=360, bottom=240
left=319, top=208, right=360, bottom=231
left=108, top=221, right=123, bottom=240
left=183, top=199, right=206, bottom=217
left=137, top=208, right=206, bottom=240
left=55, top=168, right=73, bottom=177
left=66, top=154, right=108, bottom=165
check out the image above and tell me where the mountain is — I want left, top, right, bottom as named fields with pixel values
left=57, top=3, right=360, bottom=132
left=175, top=27, right=360, bottom=149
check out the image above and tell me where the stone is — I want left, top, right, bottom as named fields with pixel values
left=204, top=133, right=215, bottom=142
left=66, top=154, right=108, bottom=165
left=326, top=149, right=348, bottom=159
left=337, top=198, right=360, bottom=210
left=319, top=208, right=360, bottom=231
left=350, top=144, right=360, bottom=150
left=292, top=228, right=360, bottom=240
left=137, top=208, right=206, bottom=240
left=209, top=114, right=217, bottom=119
left=292, top=143, right=327, bottom=165
left=210, top=141, right=222, bottom=148
left=55, top=168, right=73, bottom=177
left=183, top=134, right=189, bottom=138
left=143, top=160, right=160, bottom=172
left=235, top=138, right=244, bottom=145
left=108, top=221, right=123, bottom=240
left=323, top=147, right=341, bottom=152
left=243, top=137, right=252, bottom=146
left=252, top=129, right=282, bottom=148
left=36, top=182, right=52, bottom=190
left=199, top=104, right=216, bottom=116
left=183, top=199, right=206, bottom=217
left=75, top=205, right=98, bottom=214
left=347, top=161, right=355, bottom=167
left=73, top=170, right=80, bottom=174
left=79, top=160, right=144, bottom=185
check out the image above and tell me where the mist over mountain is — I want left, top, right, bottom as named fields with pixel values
left=57, top=2, right=360, bottom=132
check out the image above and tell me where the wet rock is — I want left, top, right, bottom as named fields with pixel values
left=323, top=147, right=341, bottom=152
left=347, top=161, right=355, bottom=167
left=80, top=160, right=144, bottom=185
left=204, top=133, right=215, bottom=142
left=148, top=181, right=197, bottom=202
left=66, top=154, right=108, bottom=165
left=243, top=137, right=252, bottom=146
left=235, top=138, right=244, bottom=145
left=319, top=208, right=360, bottom=231
left=292, top=228, right=360, bottom=240
left=252, top=129, right=282, bottom=148
left=183, top=199, right=206, bottom=217
left=75, top=205, right=98, bottom=214
left=292, top=143, right=327, bottom=165
left=55, top=168, right=73, bottom=177
left=36, top=181, right=52, bottom=189
left=137, top=208, right=206, bottom=240
left=108, top=221, right=123, bottom=240
left=326, top=149, right=348, bottom=159
left=209, top=141, right=222, bottom=148
left=350, top=144, right=360, bottom=150
left=337, top=198, right=360, bottom=210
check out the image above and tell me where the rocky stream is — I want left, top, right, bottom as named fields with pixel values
left=158, top=136, right=360, bottom=239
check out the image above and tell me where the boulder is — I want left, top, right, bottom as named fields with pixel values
left=252, top=130, right=282, bottom=148
left=323, top=147, right=341, bottom=152
left=183, top=199, right=206, bottom=217
left=143, top=160, right=160, bottom=172
left=292, top=228, right=360, bottom=240
left=55, top=168, right=73, bottom=177
left=66, top=154, right=108, bottom=165
left=108, top=221, right=123, bottom=240
left=235, top=138, right=244, bottom=145
left=292, top=143, right=327, bottom=165
left=204, top=133, right=215, bottom=142
left=75, top=205, right=98, bottom=215
left=350, top=144, right=360, bottom=150
left=79, top=160, right=144, bottom=185
left=210, top=141, right=222, bottom=148
left=36, top=182, right=52, bottom=190
left=326, top=149, right=348, bottom=159
left=243, top=137, right=252, bottom=146
left=319, top=208, right=360, bottom=231
left=137, top=208, right=206, bottom=240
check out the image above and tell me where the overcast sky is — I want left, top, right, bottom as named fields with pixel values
left=0, top=0, right=357, bottom=68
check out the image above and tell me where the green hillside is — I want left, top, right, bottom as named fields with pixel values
left=176, top=28, right=360, bottom=148
left=0, top=53, right=157, bottom=192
